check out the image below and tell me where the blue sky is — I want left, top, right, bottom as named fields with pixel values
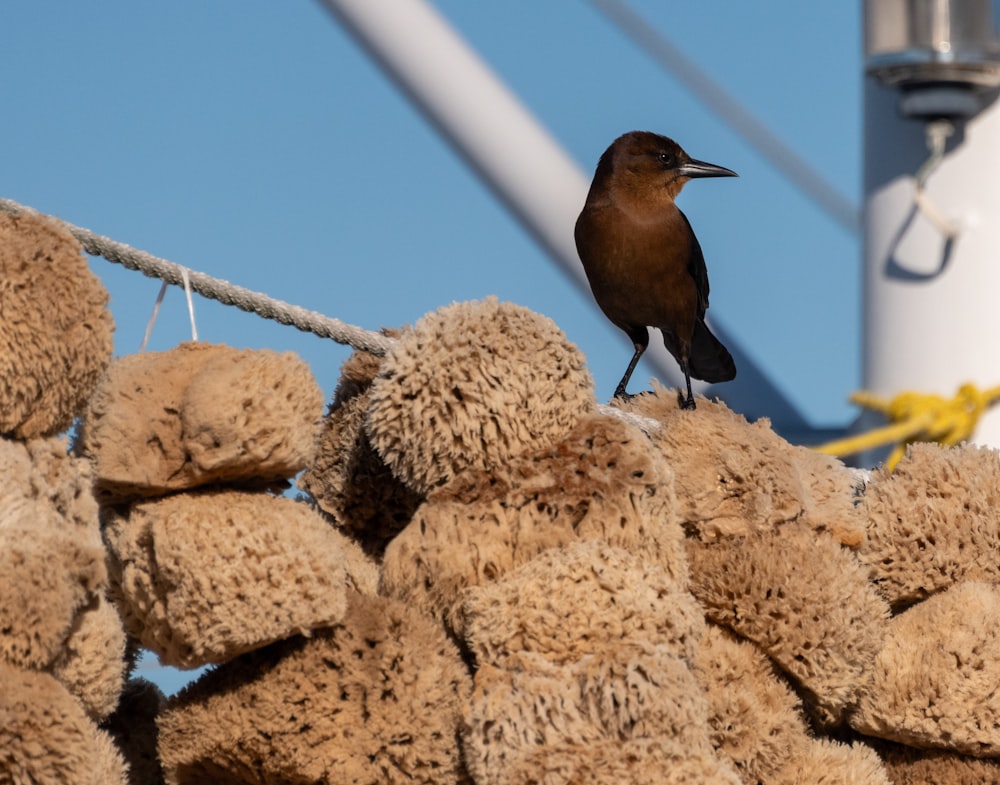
left=6, top=1, right=861, bottom=427
left=7, top=3, right=860, bottom=691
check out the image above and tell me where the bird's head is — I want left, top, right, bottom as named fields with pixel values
left=597, top=130, right=737, bottom=201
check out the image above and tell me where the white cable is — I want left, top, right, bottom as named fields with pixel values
left=139, top=281, right=169, bottom=352
left=913, top=119, right=962, bottom=238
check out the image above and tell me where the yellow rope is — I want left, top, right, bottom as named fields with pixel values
left=814, top=383, right=1000, bottom=470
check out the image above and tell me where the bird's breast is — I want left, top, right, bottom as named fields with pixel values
left=575, top=202, right=699, bottom=332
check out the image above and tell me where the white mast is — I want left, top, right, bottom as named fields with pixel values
left=863, top=0, right=1000, bottom=452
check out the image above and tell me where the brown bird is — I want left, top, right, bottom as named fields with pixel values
left=575, top=130, right=737, bottom=408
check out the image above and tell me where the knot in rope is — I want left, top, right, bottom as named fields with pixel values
left=882, top=384, right=986, bottom=447
left=815, top=383, right=1000, bottom=471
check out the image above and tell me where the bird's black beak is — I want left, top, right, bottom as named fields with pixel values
left=678, top=158, right=738, bottom=179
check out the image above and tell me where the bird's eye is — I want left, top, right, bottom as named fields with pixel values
left=657, top=151, right=674, bottom=167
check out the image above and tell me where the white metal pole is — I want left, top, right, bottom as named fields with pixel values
left=863, top=79, right=1000, bottom=451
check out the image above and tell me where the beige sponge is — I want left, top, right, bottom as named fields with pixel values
left=381, top=413, right=682, bottom=633
left=624, top=389, right=866, bottom=547
left=689, top=525, right=889, bottom=726
left=0, top=211, right=114, bottom=439
left=852, top=581, right=1000, bottom=756
left=1, top=436, right=104, bottom=533
left=624, top=390, right=806, bottom=537
left=158, top=593, right=472, bottom=785
left=298, top=342, right=424, bottom=556
left=874, top=739, right=1000, bottom=784
left=0, top=515, right=106, bottom=672
left=0, top=662, right=127, bottom=785
left=461, top=540, right=702, bottom=668
left=693, top=624, right=811, bottom=784
left=0, top=436, right=108, bottom=671
left=507, top=738, right=742, bottom=785
left=858, top=442, right=1000, bottom=610
left=104, top=489, right=350, bottom=668
left=80, top=342, right=323, bottom=502
left=463, top=647, right=714, bottom=785
left=771, top=738, right=892, bottom=785
left=365, top=298, right=595, bottom=494
left=49, top=593, right=126, bottom=721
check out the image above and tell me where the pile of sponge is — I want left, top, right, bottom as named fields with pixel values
left=4, top=209, right=1000, bottom=785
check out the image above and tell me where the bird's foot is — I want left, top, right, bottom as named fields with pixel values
left=677, top=390, right=697, bottom=410
left=613, top=388, right=653, bottom=404
left=612, top=383, right=634, bottom=402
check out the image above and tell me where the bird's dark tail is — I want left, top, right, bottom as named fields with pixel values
left=688, top=319, right=736, bottom=383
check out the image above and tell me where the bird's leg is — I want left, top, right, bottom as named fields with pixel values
left=613, top=342, right=647, bottom=401
left=678, top=362, right=696, bottom=410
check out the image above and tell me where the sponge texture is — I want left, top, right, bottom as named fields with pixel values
left=771, top=738, right=891, bottom=785
left=81, top=343, right=323, bottom=501
left=858, top=442, right=1000, bottom=609
left=461, top=540, right=702, bottom=667
left=874, top=739, right=1000, bottom=784
left=365, top=298, right=594, bottom=494
left=104, top=490, right=350, bottom=668
left=463, top=647, right=715, bottom=785
left=507, top=738, right=742, bottom=785
left=693, top=624, right=810, bottom=784
left=0, top=507, right=106, bottom=671
left=158, top=593, right=471, bottom=785
left=852, top=581, right=1000, bottom=756
left=689, top=526, right=889, bottom=726
left=298, top=343, right=424, bottom=555
left=381, top=414, right=682, bottom=633
left=624, top=389, right=866, bottom=546
left=0, top=211, right=114, bottom=439
left=0, top=663, right=127, bottom=785
left=49, top=594, right=126, bottom=721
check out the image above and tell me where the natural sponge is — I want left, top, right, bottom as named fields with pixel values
left=858, top=442, right=1000, bottom=610
left=851, top=581, right=1000, bottom=756
left=1, top=435, right=104, bottom=534
left=157, top=592, right=472, bottom=785
left=381, top=413, right=682, bottom=633
left=0, top=435, right=109, bottom=671
left=463, top=647, right=715, bottom=785
left=0, top=211, right=114, bottom=439
left=771, top=738, right=891, bottom=785
left=104, top=489, right=351, bottom=668
left=299, top=341, right=424, bottom=556
left=0, top=662, right=127, bottom=785
left=624, top=388, right=866, bottom=547
left=507, top=738, right=742, bottom=785
left=693, top=624, right=810, bottom=784
left=688, top=525, right=889, bottom=726
left=624, top=390, right=805, bottom=539
left=365, top=297, right=594, bottom=494
left=461, top=540, right=702, bottom=668
left=80, top=342, right=323, bottom=502
left=49, top=594, right=126, bottom=721
left=0, top=506, right=107, bottom=672
left=874, top=739, right=1000, bottom=784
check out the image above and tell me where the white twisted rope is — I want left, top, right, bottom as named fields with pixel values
left=0, top=197, right=395, bottom=357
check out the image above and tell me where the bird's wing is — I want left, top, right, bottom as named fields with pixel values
left=678, top=210, right=710, bottom=315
